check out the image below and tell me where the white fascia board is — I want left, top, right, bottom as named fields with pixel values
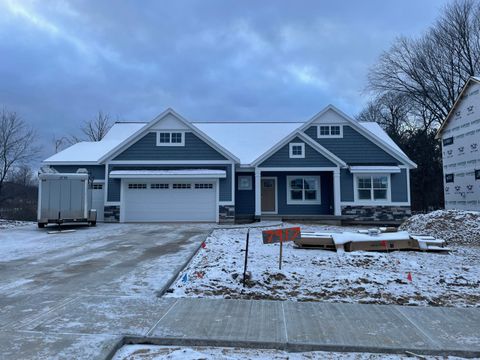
left=436, top=77, right=480, bottom=138
left=110, top=174, right=226, bottom=179
left=349, top=166, right=401, bottom=174
left=98, top=108, right=239, bottom=164
left=299, top=104, right=417, bottom=169
left=108, top=160, right=234, bottom=165
left=257, top=167, right=339, bottom=172
left=43, top=161, right=100, bottom=166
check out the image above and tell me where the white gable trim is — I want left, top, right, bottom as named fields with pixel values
left=251, top=131, right=347, bottom=167
left=98, top=108, right=240, bottom=164
left=299, top=104, right=417, bottom=169
left=436, top=76, right=480, bottom=138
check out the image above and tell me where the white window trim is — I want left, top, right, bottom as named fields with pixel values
left=317, top=125, right=343, bottom=138
left=353, top=173, right=391, bottom=204
left=289, top=143, right=305, bottom=159
left=156, top=131, right=185, bottom=146
left=238, top=175, right=253, bottom=190
left=286, top=175, right=321, bottom=205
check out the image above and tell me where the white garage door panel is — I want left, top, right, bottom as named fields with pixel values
left=123, top=181, right=216, bottom=222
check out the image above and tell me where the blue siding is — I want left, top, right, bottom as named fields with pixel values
left=340, top=168, right=354, bottom=202
left=304, top=126, right=400, bottom=165
left=391, top=169, right=409, bottom=202
left=114, top=132, right=227, bottom=161
left=51, top=165, right=105, bottom=180
left=260, top=171, right=333, bottom=215
left=259, top=137, right=336, bottom=167
left=107, top=164, right=232, bottom=202
left=235, top=173, right=255, bottom=215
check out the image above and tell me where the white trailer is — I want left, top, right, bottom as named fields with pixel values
left=37, top=172, right=97, bottom=228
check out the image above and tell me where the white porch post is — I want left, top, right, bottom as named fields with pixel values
left=255, top=168, right=261, bottom=216
left=333, top=168, right=341, bottom=216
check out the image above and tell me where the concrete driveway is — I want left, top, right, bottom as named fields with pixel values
left=0, top=223, right=213, bottom=359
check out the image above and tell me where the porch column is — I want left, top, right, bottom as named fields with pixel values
left=255, top=168, right=261, bottom=216
left=333, top=168, right=341, bottom=216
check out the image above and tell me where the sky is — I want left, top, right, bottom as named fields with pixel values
left=0, top=0, right=449, bottom=158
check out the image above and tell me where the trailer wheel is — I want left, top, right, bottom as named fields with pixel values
left=88, top=221, right=97, bottom=227
left=38, top=223, right=45, bottom=228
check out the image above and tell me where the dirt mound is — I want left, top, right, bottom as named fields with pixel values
left=399, top=210, right=480, bottom=246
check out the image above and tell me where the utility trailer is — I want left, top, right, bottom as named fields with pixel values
left=37, top=171, right=97, bottom=228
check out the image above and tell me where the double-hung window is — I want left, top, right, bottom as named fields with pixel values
left=287, top=176, right=321, bottom=204
left=355, top=175, right=389, bottom=202
left=157, top=131, right=185, bottom=146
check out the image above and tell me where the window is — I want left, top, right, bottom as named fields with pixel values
left=330, top=126, right=341, bottom=135
left=238, top=175, right=252, bottom=190
left=289, top=143, right=305, bottom=158
left=286, top=176, right=321, bottom=204
left=475, top=170, right=480, bottom=180
left=151, top=183, right=169, bottom=189
left=173, top=183, right=191, bottom=189
left=195, top=183, right=213, bottom=189
left=92, top=184, right=103, bottom=190
left=128, top=183, right=147, bottom=189
left=443, top=137, right=454, bottom=146
left=355, top=175, right=389, bottom=202
left=445, top=174, right=454, bottom=183
left=317, top=125, right=343, bottom=138
left=156, top=131, right=185, bottom=146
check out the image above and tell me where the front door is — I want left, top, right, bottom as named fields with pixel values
left=261, top=178, right=276, bottom=213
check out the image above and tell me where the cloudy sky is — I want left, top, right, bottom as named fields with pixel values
left=0, top=0, right=448, bottom=157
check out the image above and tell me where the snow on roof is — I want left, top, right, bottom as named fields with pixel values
left=109, top=169, right=226, bottom=178
left=44, top=122, right=146, bottom=163
left=193, top=122, right=302, bottom=165
left=358, top=122, right=407, bottom=157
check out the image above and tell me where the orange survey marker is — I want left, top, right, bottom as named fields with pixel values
left=262, top=227, right=301, bottom=270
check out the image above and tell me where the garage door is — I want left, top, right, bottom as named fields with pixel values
left=123, top=181, right=217, bottom=222
left=91, top=183, right=105, bottom=222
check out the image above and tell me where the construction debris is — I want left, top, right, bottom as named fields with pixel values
left=296, top=229, right=449, bottom=252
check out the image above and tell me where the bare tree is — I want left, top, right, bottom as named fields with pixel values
left=8, top=164, right=35, bottom=187
left=367, top=0, right=480, bottom=127
left=81, top=111, right=112, bottom=141
left=0, top=109, right=38, bottom=199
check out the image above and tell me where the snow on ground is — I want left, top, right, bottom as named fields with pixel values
left=166, top=224, right=480, bottom=307
left=113, top=345, right=464, bottom=360
left=0, top=218, right=34, bottom=230
left=400, top=210, right=480, bottom=246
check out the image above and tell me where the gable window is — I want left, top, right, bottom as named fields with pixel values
left=355, top=175, right=389, bottom=202
left=317, top=125, right=343, bottom=138
left=238, top=175, right=252, bottom=190
left=445, top=174, right=454, bottom=183
left=287, top=176, right=321, bottom=204
left=289, top=143, right=305, bottom=158
left=156, top=131, right=185, bottom=146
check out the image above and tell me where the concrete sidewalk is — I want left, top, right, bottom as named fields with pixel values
left=4, top=297, right=479, bottom=359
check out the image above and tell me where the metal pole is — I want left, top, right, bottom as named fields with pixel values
left=242, top=229, right=250, bottom=287
left=279, top=236, right=283, bottom=270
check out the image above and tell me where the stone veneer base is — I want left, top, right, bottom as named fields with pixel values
left=341, top=205, right=411, bottom=222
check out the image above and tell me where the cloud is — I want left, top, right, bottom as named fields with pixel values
left=0, top=0, right=448, bottom=159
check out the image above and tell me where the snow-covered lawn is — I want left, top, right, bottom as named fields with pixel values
left=0, top=218, right=34, bottom=230
left=166, top=224, right=480, bottom=307
left=113, top=345, right=462, bottom=360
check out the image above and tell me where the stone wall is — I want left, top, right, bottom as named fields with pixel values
left=219, top=205, right=235, bottom=224
left=104, top=205, right=120, bottom=222
left=342, top=205, right=411, bottom=223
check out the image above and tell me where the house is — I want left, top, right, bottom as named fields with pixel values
left=436, top=76, right=480, bottom=211
left=42, top=105, right=416, bottom=223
